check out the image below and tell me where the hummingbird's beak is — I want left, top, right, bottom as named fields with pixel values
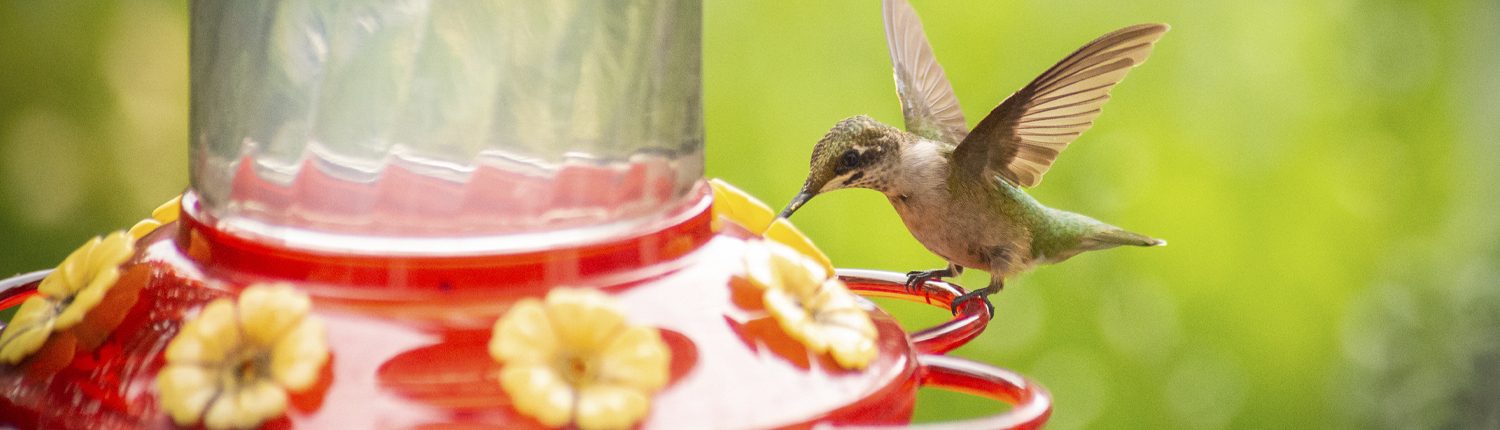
left=779, top=191, right=814, bottom=218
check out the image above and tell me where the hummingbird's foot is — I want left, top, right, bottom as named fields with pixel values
left=904, top=267, right=957, bottom=293
left=903, top=270, right=935, bottom=293
left=950, top=285, right=1000, bottom=319
left=904, top=264, right=962, bottom=293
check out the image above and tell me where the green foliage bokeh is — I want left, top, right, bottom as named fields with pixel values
left=2, top=1, right=1498, bottom=428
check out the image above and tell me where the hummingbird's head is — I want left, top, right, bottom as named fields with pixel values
left=780, top=115, right=902, bottom=218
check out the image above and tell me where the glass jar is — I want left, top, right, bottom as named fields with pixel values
left=189, top=0, right=703, bottom=255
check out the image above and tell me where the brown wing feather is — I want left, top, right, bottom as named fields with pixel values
left=884, top=0, right=968, bottom=144
left=954, top=23, right=1169, bottom=187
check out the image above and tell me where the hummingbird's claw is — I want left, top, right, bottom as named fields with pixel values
left=950, top=288, right=997, bottom=320
left=903, top=271, right=925, bottom=293
left=903, top=270, right=939, bottom=293
left=904, top=266, right=959, bottom=293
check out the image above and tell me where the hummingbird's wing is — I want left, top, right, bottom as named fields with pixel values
left=884, top=0, right=968, bottom=145
left=953, top=24, right=1168, bottom=187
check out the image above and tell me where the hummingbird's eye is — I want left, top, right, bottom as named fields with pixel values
left=839, top=150, right=860, bottom=169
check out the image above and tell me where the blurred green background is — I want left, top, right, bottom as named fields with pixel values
left=2, top=0, right=1498, bottom=428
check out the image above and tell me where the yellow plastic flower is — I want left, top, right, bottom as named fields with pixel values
left=743, top=240, right=877, bottom=369
left=0, top=231, right=134, bottom=365
left=157, top=283, right=329, bottom=430
left=709, top=178, right=835, bottom=274
left=129, top=194, right=183, bottom=240
left=490, top=288, right=670, bottom=430
left=709, top=178, right=776, bottom=233
left=763, top=218, right=835, bottom=275
left=0, top=297, right=55, bottom=365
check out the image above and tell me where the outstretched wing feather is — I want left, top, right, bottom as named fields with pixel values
left=953, top=23, right=1169, bottom=187
left=884, top=0, right=968, bottom=144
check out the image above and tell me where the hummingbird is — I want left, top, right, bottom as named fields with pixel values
left=778, top=0, right=1168, bottom=314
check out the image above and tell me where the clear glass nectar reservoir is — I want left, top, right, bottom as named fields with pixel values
left=190, top=0, right=703, bottom=255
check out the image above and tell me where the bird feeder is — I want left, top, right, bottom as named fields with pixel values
left=0, top=1, right=1049, bottom=428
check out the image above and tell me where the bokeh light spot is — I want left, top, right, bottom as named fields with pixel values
left=1165, top=348, right=1247, bottom=429
left=1098, top=280, right=1181, bottom=364
left=1028, top=348, right=1109, bottom=430
left=103, top=0, right=189, bottom=203
left=2, top=109, right=87, bottom=228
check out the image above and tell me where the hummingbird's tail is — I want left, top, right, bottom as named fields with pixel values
left=1090, top=227, right=1167, bottom=247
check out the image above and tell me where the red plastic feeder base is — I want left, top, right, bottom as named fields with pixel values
left=0, top=184, right=1048, bottom=429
